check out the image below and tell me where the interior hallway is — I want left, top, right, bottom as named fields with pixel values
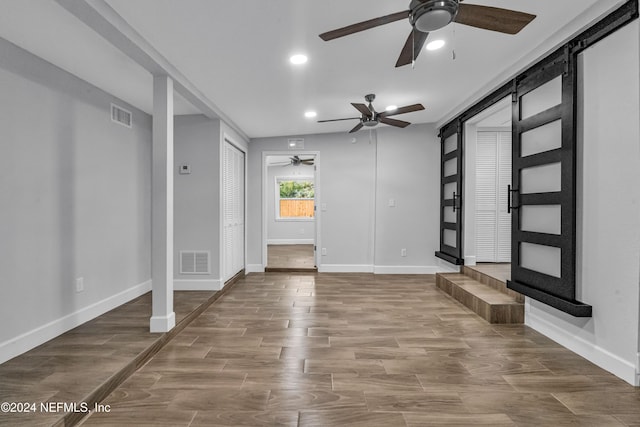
left=266, top=244, right=316, bottom=271
left=1, top=273, right=638, bottom=426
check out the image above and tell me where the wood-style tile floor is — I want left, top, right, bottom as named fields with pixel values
left=75, top=273, right=638, bottom=426
left=0, top=291, right=215, bottom=427
left=267, top=245, right=316, bottom=270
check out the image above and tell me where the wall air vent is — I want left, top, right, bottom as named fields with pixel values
left=180, top=251, right=210, bottom=274
left=111, top=103, right=132, bottom=128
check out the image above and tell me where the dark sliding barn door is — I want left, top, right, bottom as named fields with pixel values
left=435, top=122, right=464, bottom=265
left=507, top=48, right=591, bottom=316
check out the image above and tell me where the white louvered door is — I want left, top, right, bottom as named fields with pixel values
left=223, top=142, right=245, bottom=281
left=496, top=132, right=512, bottom=261
left=476, top=131, right=511, bottom=262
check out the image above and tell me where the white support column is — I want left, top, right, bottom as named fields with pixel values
left=150, top=74, right=176, bottom=333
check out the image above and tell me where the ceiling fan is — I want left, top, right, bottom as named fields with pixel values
left=318, top=94, right=425, bottom=133
left=271, top=155, right=315, bottom=167
left=319, top=0, right=536, bottom=67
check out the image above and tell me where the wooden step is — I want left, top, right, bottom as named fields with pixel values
left=462, top=265, right=524, bottom=303
left=436, top=273, right=524, bottom=324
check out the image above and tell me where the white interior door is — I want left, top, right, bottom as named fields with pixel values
left=476, top=130, right=511, bottom=262
left=223, top=141, right=245, bottom=281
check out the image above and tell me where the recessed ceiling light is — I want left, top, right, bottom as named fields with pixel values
left=304, top=111, right=317, bottom=118
left=290, top=54, right=308, bottom=65
left=426, top=39, right=446, bottom=51
left=385, top=105, right=398, bottom=112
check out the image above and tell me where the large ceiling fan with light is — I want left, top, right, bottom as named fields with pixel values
left=318, top=94, right=425, bottom=133
left=319, top=0, right=536, bottom=67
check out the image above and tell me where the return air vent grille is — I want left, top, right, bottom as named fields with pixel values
left=111, top=103, right=132, bottom=128
left=180, top=251, right=210, bottom=274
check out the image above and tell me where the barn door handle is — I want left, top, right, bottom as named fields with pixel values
left=507, top=185, right=519, bottom=213
left=452, top=192, right=458, bottom=212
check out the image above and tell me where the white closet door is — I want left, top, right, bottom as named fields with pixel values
left=476, top=131, right=512, bottom=263
left=476, top=132, right=498, bottom=262
left=497, top=131, right=512, bottom=262
left=223, top=142, right=245, bottom=281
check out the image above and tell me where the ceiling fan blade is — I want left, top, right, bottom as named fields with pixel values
left=379, top=103, right=425, bottom=118
left=351, top=103, right=372, bottom=118
left=395, top=29, right=429, bottom=68
left=379, top=116, right=411, bottom=128
left=349, top=122, right=364, bottom=133
left=319, top=10, right=410, bottom=41
left=317, top=117, right=360, bottom=123
left=455, top=4, right=536, bottom=35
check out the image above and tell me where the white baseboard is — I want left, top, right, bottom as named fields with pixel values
left=318, top=264, right=374, bottom=273
left=526, top=302, right=639, bottom=386
left=0, top=279, right=152, bottom=365
left=267, top=239, right=314, bottom=245
left=173, top=279, right=221, bottom=291
left=435, top=258, right=461, bottom=273
left=150, top=312, right=176, bottom=333
left=246, top=264, right=265, bottom=273
left=373, top=265, right=440, bottom=274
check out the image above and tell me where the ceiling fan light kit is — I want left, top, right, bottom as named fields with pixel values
left=410, top=0, right=458, bottom=33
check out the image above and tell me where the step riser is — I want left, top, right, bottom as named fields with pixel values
left=436, top=275, right=524, bottom=324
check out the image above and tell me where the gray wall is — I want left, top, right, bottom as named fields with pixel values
left=0, top=38, right=152, bottom=361
left=374, top=125, right=441, bottom=271
left=248, top=123, right=443, bottom=272
left=266, top=163, right=315, bottom=243
left=174, top=115, right=221, bottom=287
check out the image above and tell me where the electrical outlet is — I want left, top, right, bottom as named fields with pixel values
left=401, top=248, right=407, bottom=257
left=299, top=228, right=305, bottom=235
left=76, top=277, right=84, bottom=293
left=321, top=248, right=327, bottom=256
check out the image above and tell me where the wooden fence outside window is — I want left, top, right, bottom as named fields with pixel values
left=279, top=199, right=314, bottom=218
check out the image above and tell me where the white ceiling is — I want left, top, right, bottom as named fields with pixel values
left=0, top=0, right=626, bottom=138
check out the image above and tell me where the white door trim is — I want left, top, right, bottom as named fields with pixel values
left=262, top=151, right=321, bottom=270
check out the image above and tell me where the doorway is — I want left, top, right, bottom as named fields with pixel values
left=263, top=152, right=319, bottom=272
left=464, top=96, right=512, bottom=276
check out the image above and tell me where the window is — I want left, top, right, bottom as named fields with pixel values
left=276, top=178, right=314, bottom=220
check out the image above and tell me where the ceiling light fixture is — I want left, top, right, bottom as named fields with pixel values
left=289, top=54, right=308, bottom=65
left=411, top=0, right=458, bottom=33
left=426, top=39, right=446, bottom=51
left=385, top=105, right=398, bottom=112
left=304, top=111, right=317, bottom=118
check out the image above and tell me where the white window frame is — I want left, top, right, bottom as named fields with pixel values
left=275, top=176, right=315, bottom=222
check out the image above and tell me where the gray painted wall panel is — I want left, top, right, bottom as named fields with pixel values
left=0, top=38, right=151, bottom=345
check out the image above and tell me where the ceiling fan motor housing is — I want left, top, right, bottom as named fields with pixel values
left=410, top=0, right=459, bottom=33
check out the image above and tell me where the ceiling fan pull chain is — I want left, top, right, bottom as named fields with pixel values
left=452, top=24, right=457, bottom=61
left=411, top=29, right=416, bottom=69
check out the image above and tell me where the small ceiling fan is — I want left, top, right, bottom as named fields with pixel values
left=271, top=155, right=315, bottom=167
left=319, top=0, right=536, bottom=67
left=318, top=94, right=425, bottom=133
